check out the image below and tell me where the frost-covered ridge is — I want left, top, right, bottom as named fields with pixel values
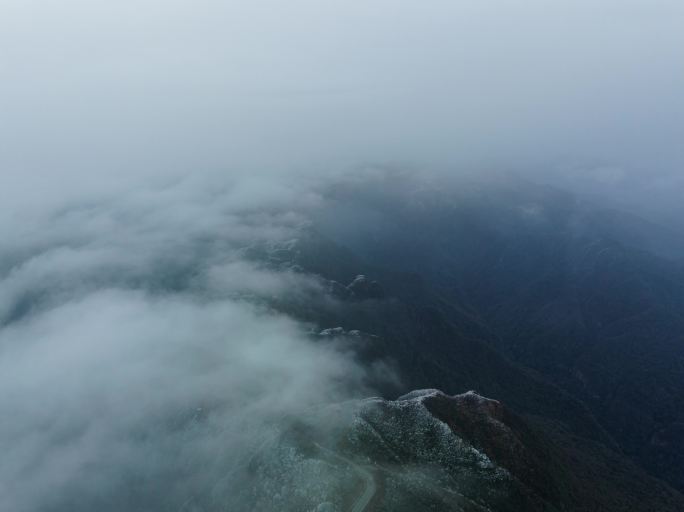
left=232, top=389, right=555, bottom=511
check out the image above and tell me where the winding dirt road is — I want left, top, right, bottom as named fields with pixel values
left=314, top=443, right=377, bottom=512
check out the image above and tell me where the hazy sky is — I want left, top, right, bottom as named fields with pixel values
left=1, top=0, right=683, bottom=209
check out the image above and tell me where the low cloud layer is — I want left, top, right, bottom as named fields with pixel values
left=0, top=177, right=370, bottom=512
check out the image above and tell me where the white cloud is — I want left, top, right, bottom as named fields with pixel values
left=0, top=176, right=369, bottom=511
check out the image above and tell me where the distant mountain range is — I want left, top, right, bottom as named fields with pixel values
left=244, top=174, right=684, bottom=510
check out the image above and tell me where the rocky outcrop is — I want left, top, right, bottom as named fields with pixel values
left=346, top=275, right=385, bottom=300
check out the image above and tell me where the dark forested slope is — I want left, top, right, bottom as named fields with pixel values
left=302, top=174, right=684, bottom=496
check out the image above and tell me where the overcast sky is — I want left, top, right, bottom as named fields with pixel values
left=1, top=0, right=683, bottom=212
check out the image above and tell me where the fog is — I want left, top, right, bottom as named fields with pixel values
left=1, top=1, right=683, bottom=510
left=0, top=176, right=376, bottom=511
left=2, top=1, right=683, bottom=202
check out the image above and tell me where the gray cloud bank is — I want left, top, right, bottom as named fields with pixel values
left=0, top=177, right=371, bottom=512
left=1, top=1, right=682, bottom=198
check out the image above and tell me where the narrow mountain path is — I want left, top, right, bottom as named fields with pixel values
left=314, top=443, right=377, bottom=512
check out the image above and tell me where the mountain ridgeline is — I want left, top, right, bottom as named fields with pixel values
left=11, top=174, right=684, bottom=512
left=245, top=174, right=684, bottom=510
